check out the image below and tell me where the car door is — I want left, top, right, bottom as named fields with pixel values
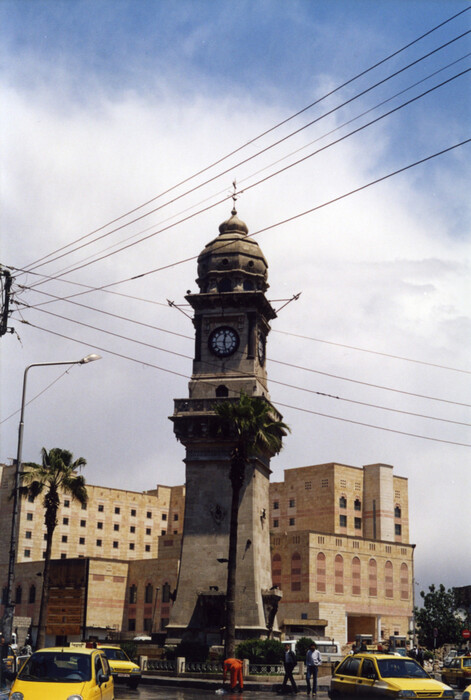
left=356, top=657, right=378, bottom=697
left=97, top=653, right=114, bottom=700
left=333, top=656, right=362, bottom=695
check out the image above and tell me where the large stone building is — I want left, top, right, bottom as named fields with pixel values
left=0, top=209, right=415, bottom=648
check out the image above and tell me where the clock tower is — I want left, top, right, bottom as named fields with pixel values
left=167, top=207, right=282, bottom=646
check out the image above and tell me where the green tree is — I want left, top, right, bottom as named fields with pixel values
left=19, top=447, right=88, bottom=649
left=295, top=637, right=315, bottom=659
left=414, top=583, right=464, bottom=649
left=214, top=392, right=290, bottom=658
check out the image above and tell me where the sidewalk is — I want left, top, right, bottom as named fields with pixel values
left=140, top=671, right=332, bottom=693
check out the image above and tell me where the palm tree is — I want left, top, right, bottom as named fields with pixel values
left=214, top=392, right=290, bottom=658
left=19, top=447, right=88, bottom=649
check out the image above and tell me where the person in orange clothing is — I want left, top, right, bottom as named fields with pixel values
left=223, top=657, right=244, bottom=692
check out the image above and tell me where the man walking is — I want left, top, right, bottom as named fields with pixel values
left=305, top=642, right=322, bottom=696
left=280, top=643, right=298, bottom=694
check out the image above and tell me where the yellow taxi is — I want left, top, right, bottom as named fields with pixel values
left=442, top=654, right=471, bottom=690
left=9, top=646, right=114, bottom=700
left=330, top=652, right=455, bottom=699
left=97, top=645, right=141, bottom=689
left=462, top=683, right=471, bottom=700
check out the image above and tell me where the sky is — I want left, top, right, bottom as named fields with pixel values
left=1, top=0, right=470, bottom=596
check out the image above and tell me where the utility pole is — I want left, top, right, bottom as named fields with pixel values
left=0, top=268, right=14, bottom=337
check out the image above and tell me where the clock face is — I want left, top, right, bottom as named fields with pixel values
left=258, top=332, right=266, bottom=365
left=209, top=326, right=239, bottom=357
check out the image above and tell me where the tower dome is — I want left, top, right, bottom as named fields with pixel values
left=196, top=207, right=269, bottom=293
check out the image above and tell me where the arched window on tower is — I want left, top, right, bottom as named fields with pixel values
left=400, top=563, right=409, bottom=599
left=28, top=584, right=36, bottom=604
left=129, top=584, right=137, bottom=604
left=218, top=278, right=232, bottom=293
left=272, top=553, right=282, bottom=588
left=334, top=554, right=344, bottom=593
left=352, top=556, right=361, bottom=595
left=368, top=559, right=377, bottom=597
left=291, top=552, right=301, bottom=591
left=216, top=385, right=229, bottom=397
left=385, top=561, right=394, bottom=598
left=145, top=583, right=153, bottom=604
left=316, top=552, right=326, bottom=593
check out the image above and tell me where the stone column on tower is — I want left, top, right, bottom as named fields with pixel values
left=166, top=207, right=282, bottom=646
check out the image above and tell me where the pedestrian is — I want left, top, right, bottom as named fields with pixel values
left=416, top=646, right=424, bottom=667
left=359, top=640, right=367, bottom=652
left=280, top=643, right=298, bottom=694
left=305, top=642, right=322, bottom=696
left=223, top=657, right=243, bottom=693
left=0, top=635, right=9, bottom=689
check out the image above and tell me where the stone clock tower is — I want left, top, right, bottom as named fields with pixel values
left=167, top=207, right=283, bottom=646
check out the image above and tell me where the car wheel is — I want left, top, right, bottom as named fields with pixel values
left=128, top=678, right=140, bottom=689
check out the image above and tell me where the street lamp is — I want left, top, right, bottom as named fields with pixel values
left=1, top=353, right=101, bottom=643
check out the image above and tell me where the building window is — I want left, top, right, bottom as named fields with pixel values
left=273, top=519, right=279, bottom=528
left=289, top=499, right=295, bottom=508
left=316, top=552, right=326, bottom=592
left=334, top=554, right=344, bottom=594
left=385, top=561, right=394, bottom=598
left=161, top=530, right=166, bottom=535
left=114, top=507, right=120, bottom=515
left=400, top=563, right=409, bottom=600
left=321, top=479, right=328, bottom=487
left=216, top=383, right=229, bottom=397
left=43, top=533, right=47, bottom=540
left=113, top=541, right=119, bottom=549
left=369, top=559, right=377, bottom=596
left=61, top=553, right=66, bottom=559
left=129, top=543, right=135, bottom=550
left=130, top=526, right=136, bottom=534
left=173, top=513, right=178, bottom=521
left=97, top=521, right=103, bottom=529
left=114, top=524, right=119, bottom=531
left=272, top=554, right=281, bottom=588
left=289, top=518, right=295, bottom=526
left=395, top=524, right=402, bottom=536
left=354, top=517, right=362, bottom=530
left=25, top=530, right=32, bottom=539
left=291, top=552, right=301, bottom=575
left=98, top=504, right=104, bottom=512
left=146, top=528, right=151, bottom=536
left=29, top=584, right=36, bottom=603
left=128, top=619, right=136, bottom=632
left=273, top=501, right=279, bottom=510
left=339, top=515, right=347, bottom=528
left=352, top=556, right=361, bottom=595
left=63, top=517, right=69, bottom=525
left=79, top=537, right=85, bottom=545
left=354, top=499, right=361, bottom=511
left=61, top=535, right=68, bottom=543
left=147, top=511, right=152, bottom=519
left=80, top=520, right=86, bottom=527
left=26, top=512, right=33, bottom=521
left=162, top=513, right=167, bottom=521
left=145, top=583, right=153, bottom=604
left=96, top=539, right=102, bottom=547
left=395, top=506, right=401, bottom=518
left=64, top=499, right=70, bottom=508
left=24, top=549, right=31, bottom=558
left=305, top=481, right=311, bottom=490
left=145, top=544, right=151, bottom=552
left=129, top=584, right=137, bottom=604
left=339, top=496, right=347, bottom=509
left=15, top=586, right=22, bottom=603
left=131, top=509, right=136, bottom=517
left=81, top=503, right=87, bottom=510
left=28, top=494, right=35, bottom=503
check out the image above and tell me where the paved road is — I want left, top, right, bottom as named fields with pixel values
left=115, top=684, right=330, bottom=700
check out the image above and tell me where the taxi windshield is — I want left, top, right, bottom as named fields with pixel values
left=18, top=651, right=91, bottom=682
left=377, top=658, right=429, bottom=679
left=102, top=648, right=129, bottom=661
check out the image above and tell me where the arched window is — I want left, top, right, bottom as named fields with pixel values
left=272, top=554, right=282, bottom=588
left=354, top=499, right=361, bottom=511
left=162, top=582, right=171, bottom=603
left=15, top=585, right=22, bottom=604
left=395, top=506, right=401, bottom=518
left=129, top=584, right=137, bottom=604
left=400, top=563, right=409, bottom=600
left=28, top=584, right=36, bottom=604
left=216, top=385, right=229, bottom=397
left=291, top=552, right=301, bottom=592
left=339, top=496, right=347, bottom=509
left=334, top=554, right=344, bottom=594
left=385, top=561, right=394, bottom=598
left=145, top=583, right=153, bottom=604
left=352, top=557, right=361, bottom=595
left=218, top=278, right=232, bottom=293
left=368, top=559, right=377, bottom=597
left=316, top=552, right=326, bottom=593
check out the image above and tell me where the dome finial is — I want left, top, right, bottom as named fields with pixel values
left=231, top=179, right=238, bottom=215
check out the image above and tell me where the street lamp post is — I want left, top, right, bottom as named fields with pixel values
left=1, top=353, right=101, bottom=644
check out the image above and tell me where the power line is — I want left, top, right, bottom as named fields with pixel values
left=13, top=318, right=471, bottom=449
left=19, top=6, right=470, bottom=275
